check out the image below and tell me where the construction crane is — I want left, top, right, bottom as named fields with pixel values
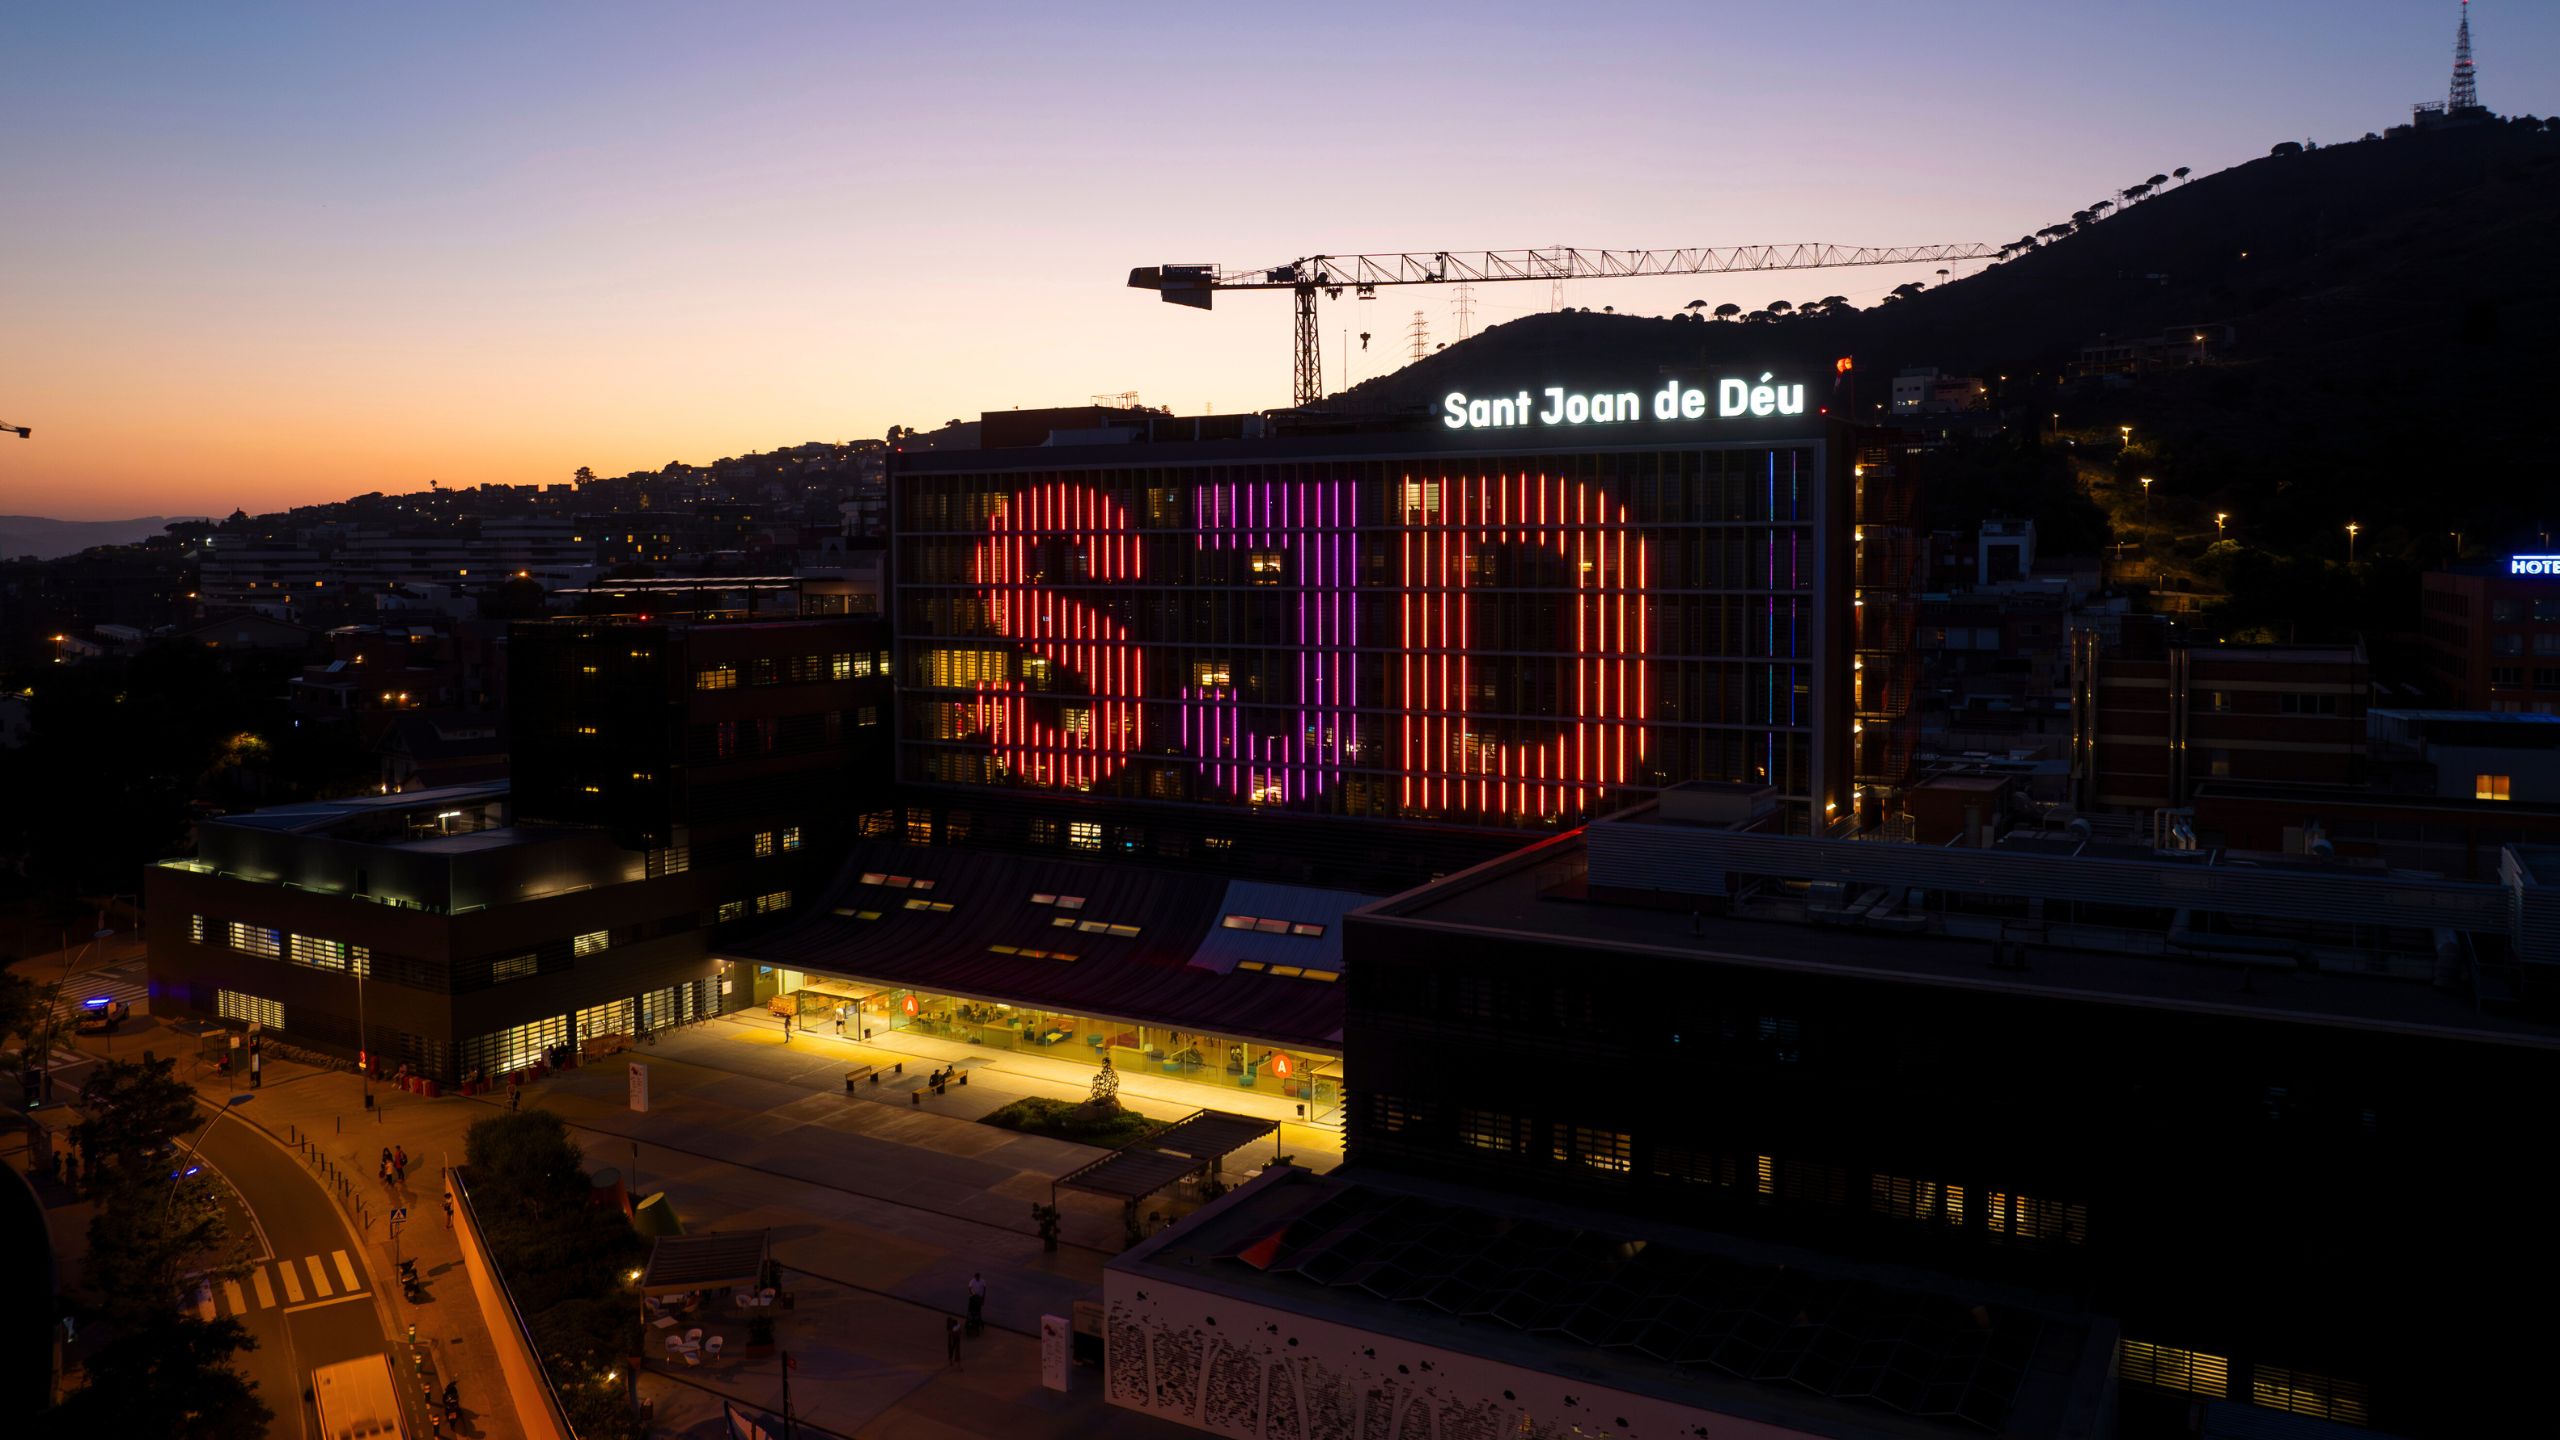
left=1130, top=243, right=2004, bottom=408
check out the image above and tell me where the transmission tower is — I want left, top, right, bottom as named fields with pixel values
left=1406, top=310, right=1430, bottom=363
left=2449, top=0, right=2480, bottom=112
left=1451, top=280, right=1475, bottom=341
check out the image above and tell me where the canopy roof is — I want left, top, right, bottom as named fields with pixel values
left=638, top=1229, right=768, bottom=1297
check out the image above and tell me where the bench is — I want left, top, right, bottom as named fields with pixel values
left=843, top=1065, right=877, bottom=1091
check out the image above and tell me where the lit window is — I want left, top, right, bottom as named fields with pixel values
left=226, top=922, right=281, bottom=959
left=1556, top=1125, right=1633, bottom=1174
left=1291, top=922, right=1326, bottom=937
left=216, top=989, right=284, bottom=1031
left=573, top=930, right=610, bottom=957
left=755, top=890, right=792, bottom=914
left=1458, top=1109, right=1530, bottom=1155
left=1068, top=822, right=1101, bottom=850
left=1221, top=914, right=1258, bottom=930
left=695, top=665, right=738, bottom=691
left=2251, top=1366, right=2368, bottom=1424
left=781, top=826, right=802, bottom=851
left=492, top=953, right=538, bottom=983
left=1253, top=918, right=1290, bottom=935
left=2118, top=1341, right=2229, bottom=1399
left=2476, top=773, right=2512, bottom=801
left=902, top=898, right=954, bottom=913
left=1986, top=1191, right=2087, bottom=1246
left=717, top=900, right=746, bottom=922
left=753, top=831, right=775, bottom=858
left=189, top=915, right=206, bottom=944
left=287, top=934, right=368, bottom=975
left=1869, top=1174, right=1965, bottom=1227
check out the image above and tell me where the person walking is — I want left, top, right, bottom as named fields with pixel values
left=508, top=1075, right=522, bottom=1111
left=966, top=1272, right=985, bottom=1333
left=248, top=1046, right=262, bottom=1089
left=393, top=1145, right=409, bottom=1187
left=780, top=1011, right=793, bottom=1043
left=945, top=1315, right=963, bottom=1369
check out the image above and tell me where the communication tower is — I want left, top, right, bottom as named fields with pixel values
left=2449, top=1, right=2481, bottom=113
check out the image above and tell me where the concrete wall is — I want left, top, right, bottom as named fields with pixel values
left=446, top=1170, right=576, bottom=1440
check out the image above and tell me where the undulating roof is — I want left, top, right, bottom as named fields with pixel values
left=724, top=842, right=1353, bottom=1050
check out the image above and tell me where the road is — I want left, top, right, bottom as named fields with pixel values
left=187, top=1107, right=413, bottom=1440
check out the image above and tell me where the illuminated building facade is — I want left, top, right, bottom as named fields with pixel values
left=894, top=418, right=1856, bottom=849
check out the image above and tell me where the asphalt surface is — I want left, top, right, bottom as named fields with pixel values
left=189, top=1107, right=413, bottom=1440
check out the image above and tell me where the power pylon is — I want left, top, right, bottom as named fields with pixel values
left=1406, top=311, right=1429, bottom=363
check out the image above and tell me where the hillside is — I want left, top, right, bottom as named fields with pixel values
left=0, top=515, right=200, bottom=561
left=1338, top=121, right=2560, bottom=583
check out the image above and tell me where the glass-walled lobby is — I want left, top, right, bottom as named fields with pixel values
left=751, top=966, right=1342, bottom=1123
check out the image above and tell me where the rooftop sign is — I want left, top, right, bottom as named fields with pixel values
left=2511, top=555, right=2560, bottom=577
left=1443, top=374, right=1807, bottom=431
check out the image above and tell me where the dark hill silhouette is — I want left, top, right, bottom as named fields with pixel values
left=1337, top=122, right=2560, bottom=584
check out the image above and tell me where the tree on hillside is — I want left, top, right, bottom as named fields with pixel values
left=1820, top=295, right=1849, bottom=312
left=2270, top=141, right=2302, bottom=157
left=2089, top=200, right=2113, bottom=220
left=1684, top=299, right=1708, bottom=315
left=1766, top=301, right=1792, bottom=317
left=1712, top=303, right=1740, bottom=322
left=2173, top=165, right=2190, bottom=182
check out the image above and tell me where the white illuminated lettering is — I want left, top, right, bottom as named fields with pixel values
left=1442, top=374, right=1804, bottom=429
left=2513, top=555, right=2560, bottom=577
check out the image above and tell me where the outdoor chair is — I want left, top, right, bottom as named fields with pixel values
left=759, top=1287, right=777, bottom=1304
left=663, top=1334, right=684, bottom=1359
left=682, top=1346, right=701, bottom=1367
left=685, top=1328, right=704, bottom=1346
left=706, top=1335, right=725, bottom=1360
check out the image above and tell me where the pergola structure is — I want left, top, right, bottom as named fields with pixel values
left=1053, top=1109, right=1279, bottom=1235
left=636, top=1229, right=770, bottom=1302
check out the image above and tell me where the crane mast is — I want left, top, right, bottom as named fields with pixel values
left=1131, top=242, right=2001, bottom=408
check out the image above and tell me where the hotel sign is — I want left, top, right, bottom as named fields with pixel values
left=2510, top=555, right=2560, bottom=577
left=1444, top=373, right=1808, bottom=430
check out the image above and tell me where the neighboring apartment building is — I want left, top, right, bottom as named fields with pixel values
left=2420, top=557, right=2560, bottom=712
left=2073, top=628, right=2367, bottom=812
left=145, top=614, right=893, bottom=1082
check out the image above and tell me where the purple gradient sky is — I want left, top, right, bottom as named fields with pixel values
left=1, top=2, right=2548, bottom=518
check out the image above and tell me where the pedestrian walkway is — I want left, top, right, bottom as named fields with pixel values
left=189, top=1250, right=366, bottom=1320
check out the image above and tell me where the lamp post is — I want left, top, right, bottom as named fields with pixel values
left=2119, top=424, right=2132, bottom=449
left=2346, top=522, right=2361, bottom=565
left=168, top=1093, right=253, bottom=1215
left=2215, top=512, right=2228, bottom=537
left=2140, top=477, right=2153, bottom=509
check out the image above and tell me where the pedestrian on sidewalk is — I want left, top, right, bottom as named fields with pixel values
left=508, top=1076, right=522, bottom=1111
left=443, top=1194, right=455, bottom=1229
left=380, top=1154, right=396, bottom=1190
left=780, top=1011, right=793, bottom=1043
left=966, top=1272, right=985, bottom=1333
left=393, top=1145, right=409, bottom=1186
left=248, top=1047, right=261, bottom=1088
left=945, top=1315, right=963, bottom=1369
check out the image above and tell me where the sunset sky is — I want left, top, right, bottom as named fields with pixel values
left=2, top=1, right=2551, bottom=519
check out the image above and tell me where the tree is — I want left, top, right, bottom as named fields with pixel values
left=2173, top=165, right=2190, bottom=182
left=0, top=969, right=40, bottom=1060
left=75, top=1055, right=198, bottom=1186
left=1765, top=301, right=1792, bottom=317
left=2146, top=172, right=2169, bottom=189
left=1712, top=303, right=1741, bottom=322
left=2270, top=141, right=2302, bottom=157
left=1684, top=299, right=1708, bottom=315
left=1819, top=295, right=1849, bottom=312
left=571, top=466, right=595, bottom=486
left=42, top=1314, right=272, bottom=1440
left=2089, top=200, right=2113, bottom=219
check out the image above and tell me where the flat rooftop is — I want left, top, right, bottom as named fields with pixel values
left=1116, top=1164, right=2111, bottom=1440
left=1357, top=830, right=2560, bottom=1050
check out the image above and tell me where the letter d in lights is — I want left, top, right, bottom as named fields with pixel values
left=974, top=485, right=1146, bottom=789
left=1402, top=472, right=1649, bottom=819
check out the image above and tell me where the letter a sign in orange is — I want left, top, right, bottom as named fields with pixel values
left=1270, top=1052, right=1292, bottom=1079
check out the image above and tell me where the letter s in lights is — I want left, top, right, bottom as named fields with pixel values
left=973, top=484, right=1146, bottom=789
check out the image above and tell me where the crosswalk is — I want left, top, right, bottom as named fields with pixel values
left=50, top=971, right=148, bottom=1025
left=192, top=1251, right=365, bottom=1319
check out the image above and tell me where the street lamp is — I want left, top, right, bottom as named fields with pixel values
left=2215, top=512, right=2228, bottom=537
left=167, top=1093, right=254, bottom=1214
left=2119, top=425, right=2132, bottom=448
left=2346, top=522, right=2361, bottom=564
left=2140, top=477, right=2153, bottom=508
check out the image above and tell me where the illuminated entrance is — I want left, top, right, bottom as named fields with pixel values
left=760, top=969, right=1343, bottom=1124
